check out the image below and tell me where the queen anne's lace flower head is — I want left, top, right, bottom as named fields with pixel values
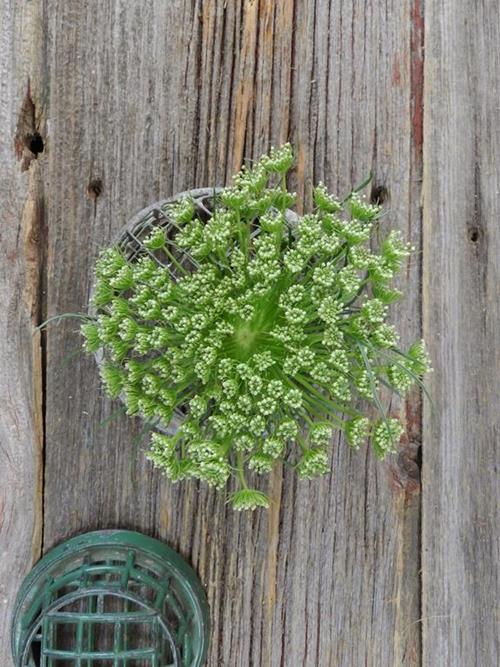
left=83, top=144, right=431, bottom=510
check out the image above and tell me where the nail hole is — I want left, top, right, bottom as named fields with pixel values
left=26, top=132, right=44, bottom=156
left=370, top=185, right=388, bottom=205
left=468, top=227, right=480, bottom=243
left=87, top=178, right=103, bottom=199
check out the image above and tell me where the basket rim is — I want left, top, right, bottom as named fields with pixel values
left=11, top=529, right=210, bottom=667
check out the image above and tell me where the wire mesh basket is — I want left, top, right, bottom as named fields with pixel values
left=11, top=530, right=210, bottom=667
left=90, top=188, right=297, bottom=436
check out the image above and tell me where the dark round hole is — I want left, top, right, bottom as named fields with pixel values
left=468, top=227, right=480, bottom=243
left=87, top=178, right=103, bottom=199
left=370, top=184, right=388, bottom=205
left=26, top=132, right=44, bottom=156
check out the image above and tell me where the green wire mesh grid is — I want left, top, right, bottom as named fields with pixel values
left=11, top=530, right=210, bottom=667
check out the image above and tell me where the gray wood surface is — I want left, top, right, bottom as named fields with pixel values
left=41, top=2, right=423, bottom=665
left=422, top=1, right=500, bottom=665
left=0, top=0, right=44, bottom=658
left=1, top=1, right=497, bottom=666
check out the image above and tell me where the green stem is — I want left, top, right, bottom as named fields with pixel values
left=236, top=452, right=248, bottom=489
left=37, top=312, right=94, bottom=331
left=161, top=243, right=189, bottom=276
left=296, top=433, right=308, bottom=453
left=292, top=374, right=357, bottom=417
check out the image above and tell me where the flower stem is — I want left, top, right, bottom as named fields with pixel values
left=161, top=243, right=188, bottom=276
left=236, top=451, right=248, bottom=489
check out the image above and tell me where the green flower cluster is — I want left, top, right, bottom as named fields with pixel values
left=82, top=144, right=430, bottom=511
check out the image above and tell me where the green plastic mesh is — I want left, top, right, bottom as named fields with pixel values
left=11, top=531, right=210, bottom=667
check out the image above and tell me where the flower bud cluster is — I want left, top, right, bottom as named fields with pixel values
left=83, top=145, right=431, bottom=510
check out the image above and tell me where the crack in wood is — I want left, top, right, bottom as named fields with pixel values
left=14, top=81, right=45, bottom=172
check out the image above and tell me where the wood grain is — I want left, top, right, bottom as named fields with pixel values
left=2, top=0, right=496, bottom=663
left=39, top=2, right=424, bottom=665
left=0, top=1, right=44, bottom=663
left=422, top=1, right=500, bottom=664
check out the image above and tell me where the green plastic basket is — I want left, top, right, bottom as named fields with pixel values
left=11, top=530, right=210, bottom=666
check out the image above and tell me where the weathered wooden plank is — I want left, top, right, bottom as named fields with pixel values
left=422, top=2, right=500, bottom=665
left=42, top=1, right=424, bottom=665
left=0, top=1, right=44, bottom=664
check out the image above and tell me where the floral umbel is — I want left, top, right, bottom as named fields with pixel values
left=82, top=145, right=430, bottom=510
